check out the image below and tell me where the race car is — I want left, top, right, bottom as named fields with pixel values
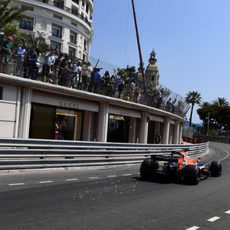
left=140, top=150, right=222, bottom=185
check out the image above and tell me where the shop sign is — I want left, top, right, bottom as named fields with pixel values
left=58, top=100, right=80, bottom=109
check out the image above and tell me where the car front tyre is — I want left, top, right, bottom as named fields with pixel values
left=210, top=161, right=222, bottom=177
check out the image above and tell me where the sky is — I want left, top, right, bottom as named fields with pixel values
left=90, top=0, right=230, bottom=123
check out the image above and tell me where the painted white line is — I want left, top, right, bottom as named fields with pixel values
left=186, top=226, right=199, bottom=230
left=39, top=181, right=53, bottom=184
left=89, top=177, right=99, bottom=180
left=9, top=183, right=25, bottom=186
left=66, top=178, right=79, bottom=182
left=219, top=150, right=230, bottom=162
left=207, top=216, right=220, bottom=222
left=107, top=175, right=117, bottom=178
left=225, top=210, right=230, bottom=214
left=122, top=174, right=132, bottom=176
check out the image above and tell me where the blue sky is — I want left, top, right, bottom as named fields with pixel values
left=90, top=0, right=230, bottom=123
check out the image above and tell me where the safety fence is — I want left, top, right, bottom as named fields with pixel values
left=0, top=138, right=209, bottom=170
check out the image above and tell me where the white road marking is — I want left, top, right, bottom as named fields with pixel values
left=218, top=150, right=230, bottom=162
left=225, top=210, right=230, bottom=214
left=107, top=175, right=117, bottom=178
left=186, top=226, right=199, bottom=230
left=89, top=177, right=99, bottom=180
left=9, top=183, right=25, bottom=186
left=39, top=181, right=53, bottom=184
left=122, top=174, right=132, bottom=176
left=66, top=178, right=79, bottom=182
left=207, top=216, right=220, bottom=222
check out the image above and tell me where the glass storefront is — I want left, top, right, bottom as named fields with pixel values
left=147, top=120, right=155, bottom=143
left=107, top=115, right=129, bottom=143
left=55, top=109, right=82, bottom=140
left=30, top=103, right=83, bottom=140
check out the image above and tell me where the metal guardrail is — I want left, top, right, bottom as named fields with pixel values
left=0, top=138, right=209, bottom=170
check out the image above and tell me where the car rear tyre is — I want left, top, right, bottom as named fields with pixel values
left=183, top=165, right=199, bottom=185
left=140, top=158, right=153, bottom=179
left=210, top=161, right=222, bottom=177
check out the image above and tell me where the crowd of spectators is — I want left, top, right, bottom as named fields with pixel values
left=0, top=34, right=188, bottom=117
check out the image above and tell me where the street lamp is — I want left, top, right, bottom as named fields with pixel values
left=207, top=111, right=210, bottom=137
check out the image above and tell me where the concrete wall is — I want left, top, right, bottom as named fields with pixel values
left=0, top=84, right=20, bottom=138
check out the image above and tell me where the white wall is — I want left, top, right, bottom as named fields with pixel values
left=0, top=85, right=18, bottom=138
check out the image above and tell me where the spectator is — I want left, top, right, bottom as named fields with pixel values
left=0, top=35, right=13, bottom=74
left=109, top=75, right=116, bottom=97
left=102, top=70, right=110, bottom=95
left=58, top=54, right=70, bottom=86
left=42, top=50, right=55, bottom=82
left=154, top=133, right=162, bottom=144
left=27, top=48, right=38, bottom=80
left=91, top=68, right=101, bottom=93
left=115, top=74, right=123, bottom=98
left=81, top=62, right=91, bottom=91
left=15, top=43, right=26, bottom=77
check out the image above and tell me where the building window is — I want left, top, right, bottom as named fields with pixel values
left=69, top=47, right=76, bottom=58
left=21, top=5, right=34, bottom=11
left=53, top=0, right=64, bottom=9
left=73, top=0, right=79, bottom=4
left=19, top=17, right=33, bottom=31
left=83, top=53, right=86, bottom=62
left=84, top=39, right=87, bottom=51
left=71, top=22, right=78, bottom=27
left=86, top=3, right=89, bottom=13
left=72, top=6, right=78, bottom=17
left=70, top=31, right=77, bottom=45
left=52, top=24, right=62, bottom=38
left=53, top=14, right=63, bottom=20
left=50, top=40, right=61, bottom=52
left=41, top=0, right=49, bottom=3
left=0, top=87, right=3, bottom=100
left=82, top=0, right=85, bottom=7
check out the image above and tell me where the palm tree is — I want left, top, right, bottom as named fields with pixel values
left=0, top=0, right=25, bottom=31
left=185, top=91, right=202, bottom=126
left=213, top=97, right=229, bottom=108
left=212, top=97, right=229, bottom=129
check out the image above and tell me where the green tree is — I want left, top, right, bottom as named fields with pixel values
left=185, top=91, right=202, bottom=127
left=197, top=98, right=230, bottom=135
left=22, top=34, right=49, bottom=54
left=159, top=86, right=171, bottom=101
left=213, top=97, right=229, bottom=108
left=212, top=97, right=229, bottom=130
left=0, top=0, right=25, bottom=31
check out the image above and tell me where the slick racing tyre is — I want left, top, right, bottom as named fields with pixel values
left=183, top=165, right=199, bottom=185
left=140, top=158, right=153, bottom=179
left=210, top=161, right=222, bottom=177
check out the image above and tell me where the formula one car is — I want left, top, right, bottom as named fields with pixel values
left=140, top=150, right=222, bottom=185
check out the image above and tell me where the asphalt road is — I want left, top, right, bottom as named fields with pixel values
left=0, top=142, right=229, bottom=230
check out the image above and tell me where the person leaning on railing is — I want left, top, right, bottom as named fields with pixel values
left=15, top=44, right=26, bottom=77
left=0, top=34, right=13, bottom=74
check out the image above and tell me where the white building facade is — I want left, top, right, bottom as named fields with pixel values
left=6, top=0, right=93, bottom=62
left=0, top=73, right=184, bottom=145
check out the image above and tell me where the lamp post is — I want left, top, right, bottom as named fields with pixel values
left=131, top=0, right=146, bottom=93
left=207, top=111, right=210, bottom=137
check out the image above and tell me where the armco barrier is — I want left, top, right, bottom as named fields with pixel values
left=0, top=138, right=209, bottom=170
